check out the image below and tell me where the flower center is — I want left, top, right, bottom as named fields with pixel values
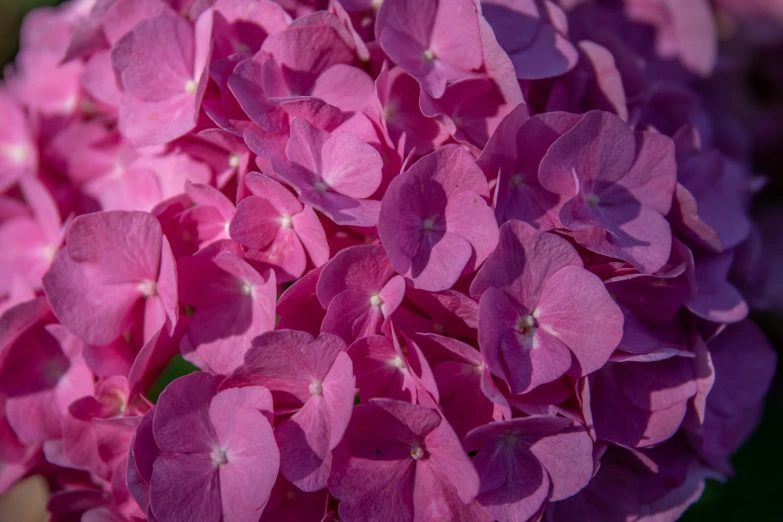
left=280, top=215, right=292, bottom=229
left=228, top=154, right=240, bottom=168
left=211, top=447, right=229, bottom=467
left=2, top=144, right=29, bottom=165
left=40, top=245, right=56, bottom=262
left=431, top=323, right=444, bottom=334
left=410, top=444, right=425, bottom=460
left=313, top=181, right=328, bottom=193
left=369, top=294, right=383, bottom=307
left=422, top=49, right=436, bottom=62
left=422, top=218, right=435, bottom=231
left=138, top=279, right=157, bottom=298
left=309, top=381, right=323, bottom=395
left=511, top=174, right=524, bottom=188
left=185, top=79, right=198, bottom=94
left=241, top=281, right=254, bottom=296
left=391, top=356, right=405, bottom=369
left=502, top=431, right=519, bottom=449
left=585, top=193, right=600, bottom=208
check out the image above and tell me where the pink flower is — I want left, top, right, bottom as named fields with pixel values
left=111, top=12, right=213, bottom=146
left=317, top=245, right=406, bottom=343
left=144, top=373, right=279, bottom=522
left=42, top=211, right=178, bottom=346
left=472, top=220, right=623, bottom=393
left=463, top=416, right=594, bottom=521
left=379, top=145, right=499, bottom=291
left=539, top=110, right=677, bottom=273
left=177, top=242, right=276, bottom=374
left=376, top=0, right=484, bottom=98
left=329, top=398, right=484, bottom=522
left=0, top=91, right=36, bottom=192
left=229, top=172, right=329, bottom=282
left=273, top=117, right=384, bottom=226
left=222, top=330, right=355, bottom=491
left=0, top=179, right=65, bottom=295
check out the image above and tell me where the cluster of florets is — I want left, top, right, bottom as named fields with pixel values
left=0, top=0, right=778, bottom=521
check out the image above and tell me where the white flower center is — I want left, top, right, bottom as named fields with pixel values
left=241, top=281, right=254, bottom=296
left=211, top=447, right=229, bottom=467
left=2, top=144, right=29, bottom=165
left=40, top=245, right=56, bottom=262
left=228, top=154, right=240, bottom=168
left=309, top=381, right=323, bottom=395
left=391, top=356, right=405, bottom=369
left=410, top=444, right=425, bottom=460
left=369, top=294, right=383, bottom=307
left=422, top=49, right=436, bottom=62
left=313, top=182, right=328, bottom=194
left=280, top=215, right=292, bottom=229
left=422, top=218, right=435, bottom=231
left=138, top=279, right=157, bottom=298
left=185, top=80, right=198, bottom=94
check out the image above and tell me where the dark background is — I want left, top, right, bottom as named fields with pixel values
left=0, top=0, right=781, bottom=519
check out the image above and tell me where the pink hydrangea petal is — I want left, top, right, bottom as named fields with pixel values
left=291, top=205, right=330, bottom=267
left=311, top=64, right=376, bottom=113
left=320, top=132, right=383, bottom=198
left=528, top=423, right=594, bottom=501
left=347, top=335, right=417, bottom=403
left=43, top=250, right=143, bottom=346
left=230, top=196, right=286, bottom=251
left=275, top=397, right=333, bottom=491
left=470, top=220, right=582, bottom=302
left=535, top=265, right=623, bottom=375
left=150, top=453, right=221, bottom=522
left=276, top=266, right=327, bottom=336
left=316, top=244, right=398, bottom=308
left=209, top=388, right=279, bottom=520
left=322, top=290, right=385, bottom=343
left=444, top=190, right=499, bottom=272
left=153, top=373, right=222, bottom=454
left=228, top=58, right=289, bottom=134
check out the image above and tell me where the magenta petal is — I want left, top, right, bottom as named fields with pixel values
left=463, top=420, right=551, bottom=522
left=528, top=423, right=594, bottom=501
left=291, top=205, right=329, bottom=266
left=230, top=196, right=286, bottom=251
left=470, top=220, right=582, bottom=302
left=322, top=351, right=356, bottom=448
left=535, top=266, right=623, bottom=375
left=153, top=373, right=222, bottom=454
left=210, top=388, right=279, bottom=521
left=320, top=132, right=383, bottom=198
left=322, top=290, right=385, bottom=343
left=150, top=453, right=221, bottom=522
left=316, top=245, right=397, bottom=308
left=444, top=190, right=499, bottom=272
left=275, top=397, right=332, bottom=491
left=276, top=267, right=327, bottom=336
left=411, top=232, right=473, bottom=291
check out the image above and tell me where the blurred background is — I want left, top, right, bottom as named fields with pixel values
left=0, top=0, right=781, bottom=520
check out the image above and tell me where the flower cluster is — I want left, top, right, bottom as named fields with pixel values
left=0, top=0, right=779, bottom=521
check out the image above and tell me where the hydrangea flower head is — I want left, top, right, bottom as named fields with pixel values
left=0, top=0, right=779, bottom=520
